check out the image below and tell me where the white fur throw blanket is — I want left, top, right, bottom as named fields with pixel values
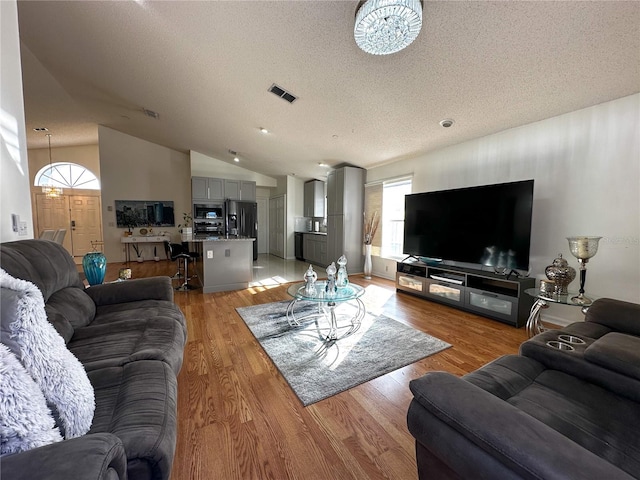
left=0, top=343, right=62, bottom=453
left=0, top=268, right=95, bottom=438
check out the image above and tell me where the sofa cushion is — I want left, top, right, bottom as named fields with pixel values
left=0, top=240, right=83, bottom=302
left=88, top=361, right=178, bottom=480
left=68, top=317, right=185, bottom=374
left=585, top=333, right=640, bottom=381
left=92, top=299, right=187, bottom=340
left=46, top=287, right=96, bottom=331
left=0, top=343, right=62, bottom=454
left=0, top=270, right=94, bottom=439
left=464, top=355, right=640, bottom=477
left=585, top=298, right=640, bottom=336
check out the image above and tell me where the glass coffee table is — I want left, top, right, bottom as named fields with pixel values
left=286, top=281, right=366, bottom=341
left=525, top=288, right=596, bottom=338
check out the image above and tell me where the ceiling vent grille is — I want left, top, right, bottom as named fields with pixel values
left=269, top=84, right=297, bottom=104
left=143, top=108, right=159, bottom=119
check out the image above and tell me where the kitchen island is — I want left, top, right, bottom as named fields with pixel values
left=188, top=236, right=255, bottom=293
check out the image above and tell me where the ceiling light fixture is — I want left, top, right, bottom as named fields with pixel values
left=42, top=134, right=63, bottom=198
left=439, top=118, right=455, bottom=128
left=234, top=157, right=240, bottom=163
left=260, top=127, right=269, bottom=134
left=354, top=0, right=422, bottom=55
left=318, top=162, right=330, bottom=168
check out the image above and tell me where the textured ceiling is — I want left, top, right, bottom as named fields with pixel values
left=18, top=1, right=640, bottom=181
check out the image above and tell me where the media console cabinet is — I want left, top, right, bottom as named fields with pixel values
left=396, top=260, right=535, bottom=327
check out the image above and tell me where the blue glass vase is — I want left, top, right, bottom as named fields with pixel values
left=83, top=251, right=107, bottom=286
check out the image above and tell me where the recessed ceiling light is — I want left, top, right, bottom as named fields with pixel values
left=234, top=157, right=240, bottom=163
left=260, top=127, right=269, bottom=134
left=33, top=127, right=48, bottom=132
left=439, top=119, right=455, bottom=128
left=318, top=162, right=330, bottom=168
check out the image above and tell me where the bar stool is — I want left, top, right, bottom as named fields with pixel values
left=164, top=242, right=199, bottom=291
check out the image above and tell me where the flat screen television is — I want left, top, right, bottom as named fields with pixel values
left=403, top=180, right=534, bottom=271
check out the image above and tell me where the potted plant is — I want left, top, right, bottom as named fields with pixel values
left=131, top=243, right=143, bottom=263
left=178, top=212, right=193, bottom=241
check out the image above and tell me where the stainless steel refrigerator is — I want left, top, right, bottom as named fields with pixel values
left=225, top=200, right=258, bottom=260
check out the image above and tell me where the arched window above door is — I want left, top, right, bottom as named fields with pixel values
left=35, top=162, right=100, bottom=190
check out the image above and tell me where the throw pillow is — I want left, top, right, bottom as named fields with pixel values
left=0, top=343, right=63, bottom=454
left=0, top=269, right=95, bottom=438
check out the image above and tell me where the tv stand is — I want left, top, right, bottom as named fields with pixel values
left=396, top=260, right=535, bottom=327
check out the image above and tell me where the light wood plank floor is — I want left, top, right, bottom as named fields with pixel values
left=102, top=258, right=528, bottom=480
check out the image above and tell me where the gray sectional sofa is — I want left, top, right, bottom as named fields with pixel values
left=0, top=239, right=187, bottom=480
left=407, top=297, right=640, bottom=479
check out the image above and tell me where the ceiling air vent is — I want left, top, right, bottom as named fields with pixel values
left=143, top=108, right=159, bottom=119
left=269, top=84, right=297, bottom=104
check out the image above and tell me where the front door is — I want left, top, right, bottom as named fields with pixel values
left=69, top=195, right=103, bottom=257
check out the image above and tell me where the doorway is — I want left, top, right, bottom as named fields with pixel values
left=35, top=193, right=103, bottom=260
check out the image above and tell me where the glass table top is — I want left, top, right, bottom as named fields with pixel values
left=287, top=281, right=365, bottom=302
left=525, top=288, right=598, bottom=306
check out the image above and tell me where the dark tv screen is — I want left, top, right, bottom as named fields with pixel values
left=403, top=180, right=534, bottom=271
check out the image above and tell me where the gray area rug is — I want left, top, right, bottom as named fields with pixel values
left=236, top=298, right=451, bottom=406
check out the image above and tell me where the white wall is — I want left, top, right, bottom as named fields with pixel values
left=367, top=94, right=640, bottom=324
left=1, top=0, right=33, bottom=242
left=190, top=150, right=277, bottom=187
left=27, top=144, right=100, bottom=183
left=98, top=126, right=191, bottom=262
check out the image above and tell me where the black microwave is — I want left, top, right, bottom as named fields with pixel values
left=194, top=203, right=224, bottom=220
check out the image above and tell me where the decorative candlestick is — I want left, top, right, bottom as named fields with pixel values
left=566, top=236, right=601, bottom=305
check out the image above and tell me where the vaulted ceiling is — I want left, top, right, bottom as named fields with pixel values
left=18, top=1, right=640, bottom=181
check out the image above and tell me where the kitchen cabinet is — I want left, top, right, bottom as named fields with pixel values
left=224, top=180, right=240, bottom=200
left=224, top=179, right=256, bottom=201
left=326, top=166, right=364, bottom=270
left=303, top=233, right=327, bottom=267
left=240, top=181, right=256, bottom=201
left=304, top=180, right=325, bottom=218
left=192, top=177, right=224, bottom=201
left=192, top=177, right=256, bottom=202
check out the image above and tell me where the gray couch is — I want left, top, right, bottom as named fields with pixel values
left=0, top=239, right=187, bottom=480
left=407, top=297, right=640, bottom=479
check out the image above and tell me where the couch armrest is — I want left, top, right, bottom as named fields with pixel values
left=408, top=372, right=635, bottom=480
left=585, top=298, right=640, bottom=336
left=85, top=276, right=174, bottom=306
left=0, top=433, right=127, bottom=480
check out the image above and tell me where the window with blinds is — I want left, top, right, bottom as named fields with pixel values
left=365, top=176, right=412, bottom=259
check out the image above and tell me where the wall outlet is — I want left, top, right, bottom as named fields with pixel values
left=207, top=250, right=213, bottom=259
left=18, top=221, right=28, bottom=236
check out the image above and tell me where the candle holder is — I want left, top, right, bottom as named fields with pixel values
left=566, top=236, right=601, bottom=305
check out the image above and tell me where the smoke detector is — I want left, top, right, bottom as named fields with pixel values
left=439, top=119, right=454, bottom=128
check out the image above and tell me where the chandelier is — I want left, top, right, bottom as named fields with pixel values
left=354, top=0, right=422, bottom=55
left=42, top=134, right=63, bottom=198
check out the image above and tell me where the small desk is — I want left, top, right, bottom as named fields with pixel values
left=121, top=235, right=171, bottom=263
left=286, top=282, right=365, bottom=341
left=525, top=288, right=595, bottom=338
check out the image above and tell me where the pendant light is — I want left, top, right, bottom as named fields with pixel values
left=42, top=134, right=63, bottom=198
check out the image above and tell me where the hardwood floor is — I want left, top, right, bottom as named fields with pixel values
left=103, top=258, right=528, bottom=480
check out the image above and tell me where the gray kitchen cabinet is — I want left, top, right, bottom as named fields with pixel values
left=224, top=180, right=240, bottom=200
left=224, top=179, right=256, bottom=201
left=326, top=166, right=364, bottom=270
left=192, top=176, right=224, bottom=201
left=304, top=180, right=325, bottom=218
left=303, top=233, right=327, bottom=267
left=240, top=181, right=256, bottom=201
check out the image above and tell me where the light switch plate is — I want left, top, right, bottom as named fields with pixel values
left=207, top=250, right=213, bottom=259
